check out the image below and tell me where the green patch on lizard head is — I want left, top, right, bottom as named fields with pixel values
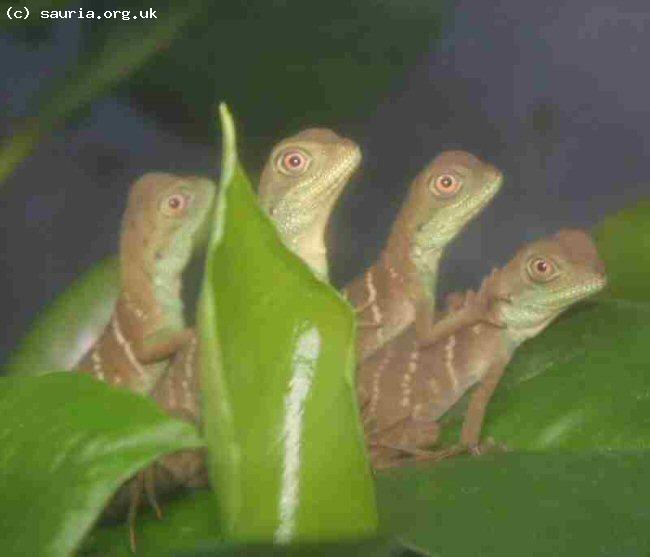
left=121, top=173, right=217, bottom=274
left=495, top=229, right=607, bottom=331
left=257, top=128, right=361, bottom=239
left=409, top=150, right=503, bottom=252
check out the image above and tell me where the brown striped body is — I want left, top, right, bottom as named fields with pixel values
left=343, top=242, right=421, bottom=362
left=360, top=321, right=509, bottom=467
left=76, top=303, right=170, bottom=394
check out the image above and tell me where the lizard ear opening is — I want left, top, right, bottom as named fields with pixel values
left=429, top=173, right=462, bottom=197
left=526, top=256, right=559, bottom=283
left=275, top=148, right=311, bottom=175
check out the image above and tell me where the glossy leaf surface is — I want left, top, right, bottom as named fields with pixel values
left=197, top=106, right=377, bottom=542
left=377, top=452, right=650, bottom=556
left=0, top=373, right=203, bottom=557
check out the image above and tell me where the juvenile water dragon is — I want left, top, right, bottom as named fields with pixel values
left=74, top=172, right=216, bottom=548
left=360, top=229, right=607, bottom=469
left=342, top=151, right=503, bottom=361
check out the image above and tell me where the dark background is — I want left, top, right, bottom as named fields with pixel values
left=1, top=0, right=648, bottom=366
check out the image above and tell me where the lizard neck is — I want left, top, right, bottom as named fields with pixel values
left=499, top=302, right=559, bottom=351
left=285, top=212, right=330, bottom=281
left=120, top=236, right=188, bottom=333
left=382, top=209, right=442, bottom=305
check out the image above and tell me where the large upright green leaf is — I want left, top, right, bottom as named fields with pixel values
left=198, top=105, right=377, bottom=542
left=0, top=373, right=204, bottom=557
left=4, top=257, right=119, bottom=376
left=377, top=452, right=650, bottom=556
left=593, top=199, right=650, bottom=302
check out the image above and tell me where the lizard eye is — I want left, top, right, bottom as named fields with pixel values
left=276, top=149, right=310, bottom=175
left=526, top=257, right=558, bottom=283
left=160, top=192, right=190, bottom=217
left=430, top=173, right=462, bottom=197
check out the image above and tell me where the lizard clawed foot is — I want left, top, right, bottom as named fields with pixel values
left=126, top=466, right=164, bottom=553
left=468, top=437, right=509, bottom=456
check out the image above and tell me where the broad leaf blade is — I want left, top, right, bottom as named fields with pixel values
left=82, top=491, right=400, bottom=557
left=0, top=373, right=203, bottom=557
left=377, top=452, right=650, bottom=556
left=198, top=105, right=377, bottom=542
left=4, top=257, right=119, bottom=376
left=593, top=199, right=650, bottom=302
left=481, top=299, right=650, bottom=450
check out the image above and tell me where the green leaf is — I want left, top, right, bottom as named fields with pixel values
left=593, top=199, right=650, bottom=302
left=0, top=373, right=203, bottom=557
left=197, top=105, right=377, bottom=542
left=4, top=257, right=119, bottom=376
left=438, top=299, right=650, bottom=451
left=82, top=491, right=401, bottom=557
left=482, top=299, right=650, bottom=450
left=377, top=452, right=650, bottom=556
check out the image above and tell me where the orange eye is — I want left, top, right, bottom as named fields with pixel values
left=526, top=257, right=558, bottom=282
left=431, top=173, right=462, bottom=196
left=161, top=193, right=189, bottom=216
left=277, top=149, right=310, bottom=174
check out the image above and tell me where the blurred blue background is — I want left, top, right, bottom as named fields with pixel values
left=1, top=0, right=648, bottom=364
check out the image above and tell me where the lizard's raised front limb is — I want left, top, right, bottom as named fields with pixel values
left=459, top=358, right=508, bottom=450
left=417, top=291, right=509, bottom=349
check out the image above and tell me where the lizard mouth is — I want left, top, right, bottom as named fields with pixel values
left=524, top=276, right=607, bottom=312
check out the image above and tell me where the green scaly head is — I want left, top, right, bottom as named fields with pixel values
left=257, top=128, right=361, bottom=279
left=488, top=229, right=608, bottom=347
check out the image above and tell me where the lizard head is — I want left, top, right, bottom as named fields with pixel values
left=121, top=173, right=217, bottom=275
left=258, top=128, right=361, bottom=242
left=407, top=150, right=503, bottom=254
left=490, top=229, right=607, bottom=341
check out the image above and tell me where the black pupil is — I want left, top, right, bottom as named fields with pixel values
left=441, top=176, right=453, bottom=188
left=537, top=260, right=548, bottom=272
left=288, top=154, right=302, bottom=167
left=169, top=196, right=181, bottom=209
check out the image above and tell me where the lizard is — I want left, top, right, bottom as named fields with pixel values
left=74, top=172, right=216, bottom=549
left=76, top=172, right=216, bottom=394
left=359, top=229, right=607, bottom=469
left=341, top=150, right=504, bottom=363
left=257, top=127, right=362, bottom=281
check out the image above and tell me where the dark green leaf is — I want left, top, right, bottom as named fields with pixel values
left=377, top=452, right=650, bottom=556
left=197, top=105, right=377, bottom=542
left=83, top=488, right=402, bottom=556
left=439, top=299, right=650, bottom=451
left=0, top=373, right=203, bottom=557
left=483, top=299, right=650, bottom=450
left=4, top=257, right=119, bottom=376
left=593, top=199, right=650, bottom=302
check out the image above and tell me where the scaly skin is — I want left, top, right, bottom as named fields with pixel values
left=74, top=173, right=216, bottom=549
left=342, top=151, right=503, bottom=362
left=76, top=173, right=215, bottom=394
left=361, top=230, right=607, bottom=469
left=258, top=128, right=362, bottom=280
